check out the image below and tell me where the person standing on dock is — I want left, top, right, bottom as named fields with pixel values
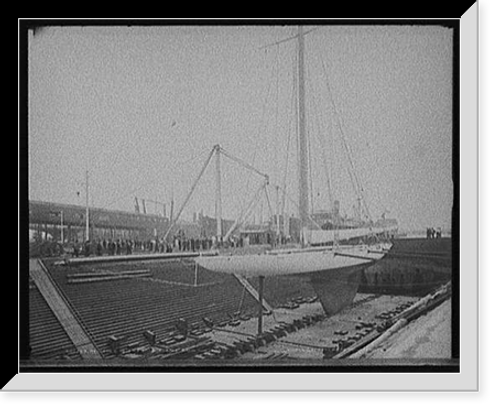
left=72, top=241, right=80, bottom=258
left=84, top=240, right=91, bottom=257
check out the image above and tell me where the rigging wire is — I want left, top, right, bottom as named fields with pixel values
left=97, top=147, right=209, bottom=213
left=258, top=27, right=321, bottom=50
left=294, top=41, right=301, bottom=221
left=162, top=146, right=216, bottom=241
left=220, top=148, right=269, bottom=181
left=259, top=41, right=280, bottom=190
left=319, top=52, right=373, bottom=222
left=308, top=116, right=314, bottom=215
left=264, top=184, right=274, bottom=220
left=242, top=45, right=276, bottom=208
left=273, top=43, right=281, bottom=184
left=304, top=61, right=316, bottom=216
left=320, top=55, right=359, bottom=206
left=223, top=181, right=267, bottom=242
left=276, top=185, right=322, bottom=230
left=175, top=147, right=212, bottom=170
left=281, top=44, right=298, bottom=221
left=306, top=63, right=335, bottom=215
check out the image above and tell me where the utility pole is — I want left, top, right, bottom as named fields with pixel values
left=85, top=170, right=90, bottom=242
left=257, top=276, right=264, bottom=335
left=214, top=144, right=222, bottom=245
left=275, top=185, right=280, bottom=244
left=170, top=198, right=174, bottom=223
left=60, top=210, right=64, bottom=243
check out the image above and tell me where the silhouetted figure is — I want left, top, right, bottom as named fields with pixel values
left=72, top=242, right=80, bottom=257
left=84, top=240, right=91, bottom=257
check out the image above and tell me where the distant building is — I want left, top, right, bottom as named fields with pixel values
left=309, top=201, right=343, bottom=229
left=29, top=200, right=170, bottom=243
left=271, top=214, right=291, bottom=238
left=288, top=216, right=302, bottom=242
left=171, top=220, right=203, bottom=239
left=196, top=212, right=235, bottom=239
left=239, top=223, right=273, bottom=245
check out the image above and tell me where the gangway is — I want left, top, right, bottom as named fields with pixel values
left=29, top=259, right=102, bottom=360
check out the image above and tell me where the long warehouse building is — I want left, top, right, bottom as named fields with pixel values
left=28, top=200, right=171, bottom=243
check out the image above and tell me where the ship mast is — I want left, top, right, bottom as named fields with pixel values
left=297, top=26, right=309, bottom=246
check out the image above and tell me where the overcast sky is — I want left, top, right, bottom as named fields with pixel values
left=28, top=24, right=454, bottom=232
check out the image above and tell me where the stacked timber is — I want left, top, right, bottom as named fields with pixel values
left=66, top=269, right=151, bottom=284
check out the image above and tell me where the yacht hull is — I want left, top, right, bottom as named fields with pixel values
left=195, top=244, right=391, bottom=315
left=195, top=244, right=390, bottom=278
left=308, top=262, right=371, bottom=315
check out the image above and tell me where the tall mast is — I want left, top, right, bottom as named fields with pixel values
left=297, top=26, right=309, bottom=244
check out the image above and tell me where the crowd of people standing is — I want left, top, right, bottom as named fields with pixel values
left=426, top=227, right=442, bottom=239
left=70, top=236, right=221, bottom=258
left=67, top=227, right=290, bottom=258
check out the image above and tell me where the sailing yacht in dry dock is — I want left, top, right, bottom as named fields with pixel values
left=195, top=26, right=392, bottom=315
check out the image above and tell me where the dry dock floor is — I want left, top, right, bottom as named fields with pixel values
left=204, top=293, right=453, bottom=360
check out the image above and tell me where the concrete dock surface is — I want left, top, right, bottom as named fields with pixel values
left=363, top=298, right=451, bottom=359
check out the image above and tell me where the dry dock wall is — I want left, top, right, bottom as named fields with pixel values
left=359, top=237, right=452, bottom=296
